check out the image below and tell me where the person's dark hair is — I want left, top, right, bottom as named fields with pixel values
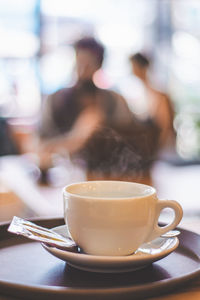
left=130, top=52, right=150, bottom=68
left=74, top=37, right=105, bottom=67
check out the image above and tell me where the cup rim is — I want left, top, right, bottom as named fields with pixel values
left=63, top=180, right=156, bottom=200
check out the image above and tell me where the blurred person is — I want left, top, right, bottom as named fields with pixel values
left=0, top=117, right=19, bottom=156
left=37, top=38, right=159, bottom=184
left=130, top=53, right=176, bottom=159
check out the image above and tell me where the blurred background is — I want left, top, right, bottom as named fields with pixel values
left=1, top=0, right=200, bottom=160
left=0, top=0, right=200, bottom=224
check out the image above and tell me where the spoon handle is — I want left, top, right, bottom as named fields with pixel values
left=161, top=230, right=180, bottom=238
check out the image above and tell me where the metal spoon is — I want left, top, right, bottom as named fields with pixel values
left=161, top=230, right=180, bottom=238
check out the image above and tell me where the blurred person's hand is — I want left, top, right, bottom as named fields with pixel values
left=37, top=105, right=104, bottom=169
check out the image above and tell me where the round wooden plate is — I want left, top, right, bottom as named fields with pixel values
left=0, top=218, right=200, bottom=300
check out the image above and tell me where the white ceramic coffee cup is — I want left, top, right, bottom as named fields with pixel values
left=63, top=181, right=183, bottom=256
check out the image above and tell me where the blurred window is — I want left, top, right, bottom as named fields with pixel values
left=0, top=0, right=40, bottom=117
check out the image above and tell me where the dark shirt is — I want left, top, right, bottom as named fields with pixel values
left=39, top=80, right=134, bottom=138
left=39, top=80, right=160, bottom=176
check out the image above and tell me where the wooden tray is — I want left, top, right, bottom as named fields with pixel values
left=0, top=218, right=200, bottom=300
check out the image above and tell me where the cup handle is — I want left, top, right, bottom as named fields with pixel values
left=145, top=200, right=183, bottom=242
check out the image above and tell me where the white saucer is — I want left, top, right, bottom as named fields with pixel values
left=41, top=225, right=179, bottom=273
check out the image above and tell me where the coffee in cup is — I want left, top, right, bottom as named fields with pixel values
left=63, top=181, right=183, bottom=256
